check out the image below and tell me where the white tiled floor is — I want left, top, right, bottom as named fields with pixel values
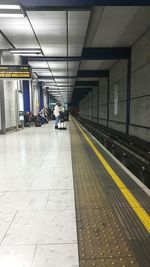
left=0, top=122, right=79, bottom=267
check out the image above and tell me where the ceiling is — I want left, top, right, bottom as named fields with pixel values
left=26, top=10, right=90, bottom=103
left=0, top=2, right=150, bottom=104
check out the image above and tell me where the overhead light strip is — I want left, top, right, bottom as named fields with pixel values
left=0, top=5, right=24, bottom=18
left=14, top=53, right=42, bottom=56
left=0, top=13, right=24, bottom=17
left=0, top=5, right=21, bottom=10
left=10, top=50, right=42, bottom=54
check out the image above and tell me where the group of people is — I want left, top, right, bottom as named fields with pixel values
left=24, top=107, right=49, bottom=127
left=24, top=103, right=69, bottom=129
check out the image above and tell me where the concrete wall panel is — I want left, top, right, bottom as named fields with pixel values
left=109, top=78, right=127, bottom=103
left=129, top=125, right=150, bottom=142
left=109, top=60, right=127, bottom=85
left=130, top=96, right=150, bottom=127
left=108, top=121, right=126, bottom=133
left=99, top=105, right=107, bottom=119
left=131, top=63, right=150, bottom=98
left=109, top=101, right=126, bottom=123
left=78, top=29, right=150, bottom=143
left=131, top=28, right=150, bottom=72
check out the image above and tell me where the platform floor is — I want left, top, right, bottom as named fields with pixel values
left=0, top=120, right=149, bottom=267
left=0, top=122, right=79, bottom=267
left=70, top=119, right=150, bottom=267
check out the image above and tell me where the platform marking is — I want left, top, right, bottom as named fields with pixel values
left=74, top=119, right=150, bottom=233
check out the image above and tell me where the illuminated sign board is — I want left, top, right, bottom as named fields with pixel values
left=0, top=65, right=31, bottom=79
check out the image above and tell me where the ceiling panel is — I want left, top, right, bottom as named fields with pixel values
left=44, top=82, right=56, bottom=85
left=68, top=46, right=84, bottom=57
left=48, top=61, right=67, bottom=77
left=85, top=7, right=150, bottom=48
left=52, top=71, right=68, bottom=76
left=0, top=17, right=39, bottom=48
left=29, top=61, right=48, bottom=68
left=36, top=72, right=52, bottom=76
left=68, top=61, right=80, bottom=76
left=27, top=11, right=67, bottom=57
left=115, top=7, right=150, bottom=46
left=48, top=62, right=67, bottom=70
left=92, top=7, right=139, bottom=47
left=42, top=45, right=67, bottom=56
left=0, top=33, right=11, bottom=49
left=68, top=8, right=85, bottom=76
left=68, top=11, right=91, bottom=56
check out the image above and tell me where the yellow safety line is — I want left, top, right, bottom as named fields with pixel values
left=73, top=119, right=150, bottom=233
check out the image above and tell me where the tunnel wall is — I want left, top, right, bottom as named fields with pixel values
left=130, top=28, right=150, bottom=142
left=79, top=29, right=150, bottom=142
left=108, top=60, right=127, bottom=133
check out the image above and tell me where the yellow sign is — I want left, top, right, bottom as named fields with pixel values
left=0, top=65, right=31, bottom=79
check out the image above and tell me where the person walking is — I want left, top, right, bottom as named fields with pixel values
left=53, top=102, right=60, bottom=129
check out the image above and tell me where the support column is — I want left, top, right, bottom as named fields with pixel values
left=22, top=56, right=31, bottom=113
left=0, top=51, right=6, bottom=134
left=40, top=87, right=44, bottom=110
left=23, top=80, right=30, bottom=112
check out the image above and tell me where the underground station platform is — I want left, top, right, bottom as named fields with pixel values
left=70, top=118, right=150, bottom=267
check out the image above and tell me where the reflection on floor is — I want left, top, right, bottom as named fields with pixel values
left=0, top=122, right=79, bottom=267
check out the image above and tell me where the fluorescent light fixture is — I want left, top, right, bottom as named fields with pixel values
left=0, top=5, right=24, bottom=18
left=0, top=5, right=21, bottom=10
left=10, top=49, right=42, bottom=53
left=10, top=49, right=42, bottom=56
left=47, top=90, right=58, bottom=92
left=38, top=79, right=54, bottom=82
left=32, top=68, right=49, bottom=71
left=14, top=53, right=42, bottom=56
left=52, top=92, right=61, bottom=95
left=0, top=13, right=24, bottom=17
left=44, top=88, right=58, bottom=91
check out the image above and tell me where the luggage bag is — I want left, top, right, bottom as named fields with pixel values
left=58, top=120, right=67, bottom=130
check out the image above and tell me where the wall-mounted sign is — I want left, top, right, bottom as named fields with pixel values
left=0, top=65, right=31, bottom=79
left=114, top=83, right=119, bottom=115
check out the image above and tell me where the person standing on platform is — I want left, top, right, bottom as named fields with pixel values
left=54, top=102, right=60, bottom=129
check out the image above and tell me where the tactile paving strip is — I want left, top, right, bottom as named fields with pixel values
left=70, top=122, right=141, bottom=267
